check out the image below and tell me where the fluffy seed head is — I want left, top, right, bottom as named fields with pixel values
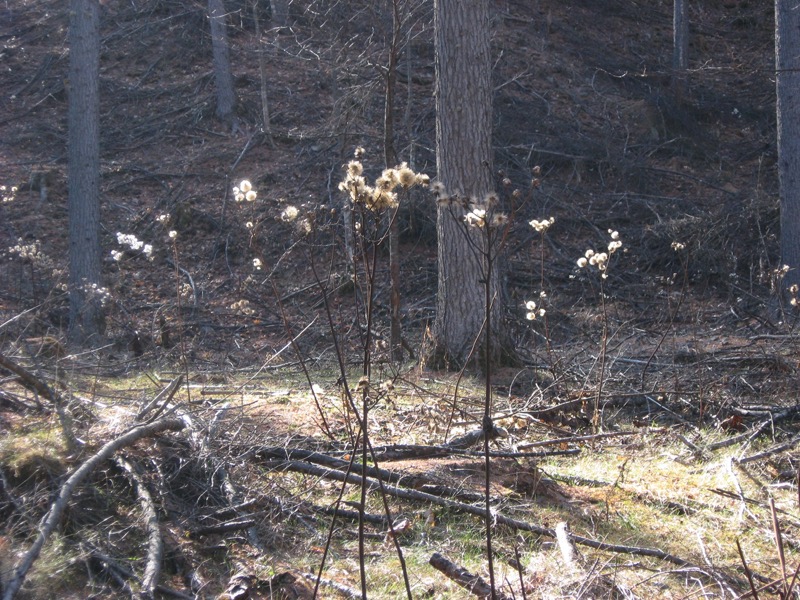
left=398, top=166, right=416, bottom=188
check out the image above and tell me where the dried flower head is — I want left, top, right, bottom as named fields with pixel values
left=483, top=192, right=500, bottom=207
left=339, top=158, right=428, bottom=212
left=1, top=188, right=16, bottom=203
left=490, top=213, right=508, bottom=228
left=524, top=300, right=546, bottom=320
left=347, top=161, right=363, bottom=177
left=430, top=181, right=446, bottom=196
left=464, top=208, right=487, bottom=228
left=397, top=165, right=416, bottom=188
left=578, top=229, right=622, bottom=277
left=368, top=189, right=398, bottom=211
left=281, top=206, right=299, bottom=222
left=381, top=168, right=400, bottom=189
left=231, top=299, right=254, bottom=315
left=375, top=174, right=395, bottom=191
left=530, top=217, right=555, bottom=233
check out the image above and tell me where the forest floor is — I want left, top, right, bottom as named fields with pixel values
left=1, top=0, right=799, bottom=598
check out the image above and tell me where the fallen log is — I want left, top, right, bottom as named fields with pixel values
left=429, top=552, right=511, bottom=599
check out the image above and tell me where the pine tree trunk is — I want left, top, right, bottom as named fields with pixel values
left=270, top=0, right=289, bottom=27
left=208, top=0, right=237, bottom=130
left=67, top=0, right=104, bottom=345
left=427, top=0, right=509, bottom=371
left=777, top=0, right=800, bottom=297
left=672, top=0, right=689, bottom=101
left=385, top=0, right=403, bottom=363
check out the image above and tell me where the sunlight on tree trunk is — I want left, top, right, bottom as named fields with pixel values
left=67, top=0, right=105, bottom=346
left=776, top=0, right=800, bottom=298
left=426, top=0, right=510, bottom=371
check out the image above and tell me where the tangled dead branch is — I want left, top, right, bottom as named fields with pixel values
left=1, top=417, right=185, bottom=600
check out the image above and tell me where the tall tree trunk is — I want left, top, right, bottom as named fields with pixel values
left=252, top=0, right=275, bottom=147
left=270, top=0, right=289, bottom=27
left=385, top=0, right=403, bottom=363
left=208, top=0, right=237, bottom=130
left=67, top=0, right=104, bottom=345
left=426, top=0, right=509, bottom=371
left=776, top=0, right=800, bottom=297
left=672, top=0, right=689, bottom=101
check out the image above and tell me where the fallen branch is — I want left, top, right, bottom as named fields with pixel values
left=708, top=403, right=800, bottom=452
left=136, top=375, right=184, bottom=423
left=191, top=518, right=257, bottom=537
left=429, top=552, right=511, bottom=599
left=2, top=417, right=185, bottom=600
left=256, top=444, right=572, bottom=501
left=366, top=443, right=579, bottom=461
left=264, top=458, right=750, bottom=586
left=300, top=571, right=361, bottom=598
left=217, top=570, right=254, bottom=600
left=737, top=432, right=800, bottom=465
left=114, top=457, right=163, bottom=600
left=216, top=467, right=266, bottom=553
left=0, top=353, right=87, bottom=452
left=0, top=388, right=44, bottom=413
left=0, top=352, right=62, bottom=404
left=83, top=542, right=193, bottom=600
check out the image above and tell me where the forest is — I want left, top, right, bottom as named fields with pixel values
left=1, top=0, right=798, bottom=598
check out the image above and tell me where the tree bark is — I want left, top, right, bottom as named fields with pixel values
left=385, top=0, right=403, bottom=363
left=208, top=0, right=237, bottom=130
left=252, top=0, right=275, bottom=147
left=270, top=0, right=289, bottom=27
left=672, top=0, right=689, bottom=101
left=776, top=0, right=800, bottom=297
left=67, top=0, right=105, bottom=345
left=427, top=0, right=508, bottom=371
